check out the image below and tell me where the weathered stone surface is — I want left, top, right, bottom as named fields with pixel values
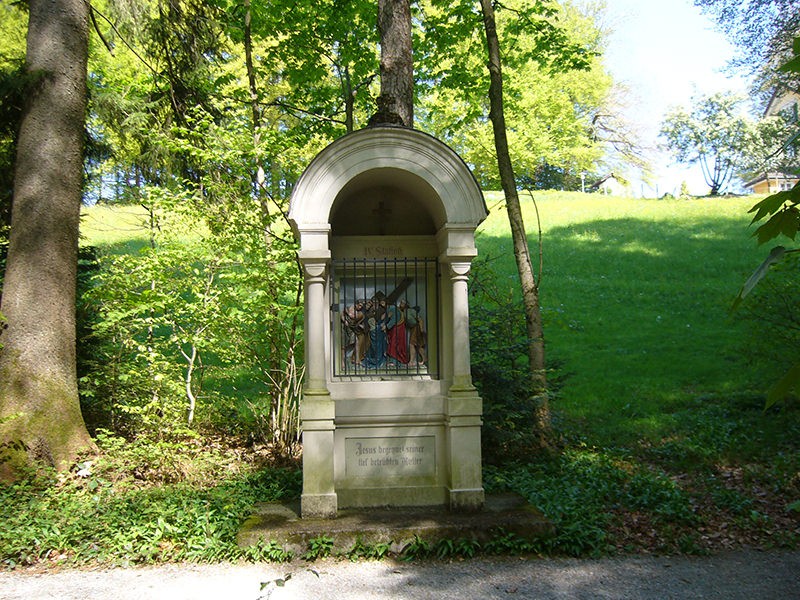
left=237, top=493, right=554, bottom=555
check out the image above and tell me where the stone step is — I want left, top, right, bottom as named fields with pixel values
left=237, top=493, right=554, bottom=556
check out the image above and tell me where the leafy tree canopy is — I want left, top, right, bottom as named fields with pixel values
left=416, top=0, right=618, bottom=189
left=660, top=91, right=754, bottom=195
left=695, top=0, right=800, bottom=102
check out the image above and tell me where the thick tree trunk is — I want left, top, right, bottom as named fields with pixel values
left=370, top=0, right=413, bottom=127
left=0, top=0, right=95, bottom=478
left=479, top=0, right=550, bottom=447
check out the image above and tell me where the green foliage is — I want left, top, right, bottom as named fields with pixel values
left=433, top=537, right=481, bottom=559
left=734, top=36, right=800, bottom=405
left=660, top=92, right=754, bottom=195
left=740, top=109, right=800, bottom=180
left=485, top=451, right=697, bottom=557
left=0, top=462, right=301, bottom=568
left=303, top=536, right=334, bottom=561
left=736, top=252, right=800, bottom=406
left=346, top=539, right=392, bottom=560
left=481, top=530, right=537, bottom=555
left=242, top=539, right=293, bottom=563
left=749, top=187, right=800, bottom=245
left=399, top=536, right=483, bottom=560
left=469, top=254, right=541, bottom=461
left=79, top=112, right=305, bottom=446
left=417, top=0, right=609, bottom=189
left=398, top=535, right=430, bottom=560
left=252, top=0, right=379, bottom=133
left=80, top=205, right=217, bottom=435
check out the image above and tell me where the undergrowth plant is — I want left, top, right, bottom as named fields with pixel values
left=346, top=539, right=392, bottom=560
left=484, top=449, right=699, bottom=557
left=303, top=536, right=334, bottom=561
left=79, top=185, right=303, bottom=451
left=0, top=463, right=301, bottom=569
left=469, top=253, right=540, bottom=462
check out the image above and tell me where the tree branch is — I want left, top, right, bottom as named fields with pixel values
left=90, top=6, right=160, bottom=79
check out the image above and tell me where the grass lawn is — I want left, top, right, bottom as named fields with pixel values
left=478, top=191, right=783, bottom=442
left=476, top=191, right=800, bottom=554
left=80, top=203, right=151, bottom=254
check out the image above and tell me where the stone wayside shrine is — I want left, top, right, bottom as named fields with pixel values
left=288, top=126, right=488, bottom=518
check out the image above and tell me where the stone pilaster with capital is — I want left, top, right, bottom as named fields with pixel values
left=443, top=260, right=484, bottom=510
left=299, top=258, right=337, bottom=518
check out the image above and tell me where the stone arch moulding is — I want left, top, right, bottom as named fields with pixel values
left=289, top=126, right=488, bottom=240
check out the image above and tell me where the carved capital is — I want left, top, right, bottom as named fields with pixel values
left=304, top=262, right=328, bottom=281
left=448, top=261, right=471, bottom=279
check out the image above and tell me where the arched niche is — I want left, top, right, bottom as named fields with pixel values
left=289, top=126, right=487, bottom=248
left=330, top=169, right=439, bottom=237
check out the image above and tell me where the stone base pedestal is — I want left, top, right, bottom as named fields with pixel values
left=301, top=493, right=338, bottom=519
left=449, top=487, right=485, bottom=511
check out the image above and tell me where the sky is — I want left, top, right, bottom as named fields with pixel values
left=600, top=0, right=751, bottom=196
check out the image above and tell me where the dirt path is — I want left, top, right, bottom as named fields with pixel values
left=1, top=549, right=798, bottom=599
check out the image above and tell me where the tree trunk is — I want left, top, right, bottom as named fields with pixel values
left=342, top=65, right=355, bottom=133
left=479, top=0, right=550, bottom=447
left=243, top=0, right=273, bottom=240
left=0, top=0, right=95, bottom=478
left=370, top=0, right=413, bottom=127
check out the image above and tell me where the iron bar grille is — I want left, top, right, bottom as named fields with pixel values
left=331, top=258, right=438, bottom=378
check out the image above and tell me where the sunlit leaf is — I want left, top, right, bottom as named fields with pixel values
left=731, top=245, right=786, bottom=312
left=766, top=361, right=800, bottom=409
left=748, top=191, right=794, bottom=224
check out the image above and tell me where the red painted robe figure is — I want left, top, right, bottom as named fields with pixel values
left=385, top=299, right=409, bottom=365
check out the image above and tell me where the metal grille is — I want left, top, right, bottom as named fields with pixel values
left=331, top=258, right=437, bottom=378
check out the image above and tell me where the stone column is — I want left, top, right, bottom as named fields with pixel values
left=303, top=262, right=328, bottom=391
left=449, top=262, right=475, bottom=391
left=445, top=260, right=484, bottom=511
left=299, top=259, right=337, bottom=518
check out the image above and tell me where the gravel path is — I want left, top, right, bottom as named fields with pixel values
left=1, top=549, right=798, bottom=599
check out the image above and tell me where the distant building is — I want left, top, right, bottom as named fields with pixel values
left=744, top=172, right=799, bottom=195
left=745, top=90, right=800, bottom=195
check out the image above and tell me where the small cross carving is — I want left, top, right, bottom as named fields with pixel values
left=372, top=201, right=392, bottom=220
left=372, top=201, right=392, bottom=234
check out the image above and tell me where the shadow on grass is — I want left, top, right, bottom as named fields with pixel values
left=473, top=215, right=792, bottom=453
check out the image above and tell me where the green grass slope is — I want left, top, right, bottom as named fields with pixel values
left=477, top=191, right=779, bottom=446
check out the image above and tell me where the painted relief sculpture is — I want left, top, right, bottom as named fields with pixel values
left=334, top=259, right=433, bottom=376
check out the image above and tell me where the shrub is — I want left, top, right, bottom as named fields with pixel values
left=738, top=251, right=800, bottom=388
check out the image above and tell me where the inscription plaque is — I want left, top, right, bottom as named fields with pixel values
left=345, top=436, right=436, bottom=478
